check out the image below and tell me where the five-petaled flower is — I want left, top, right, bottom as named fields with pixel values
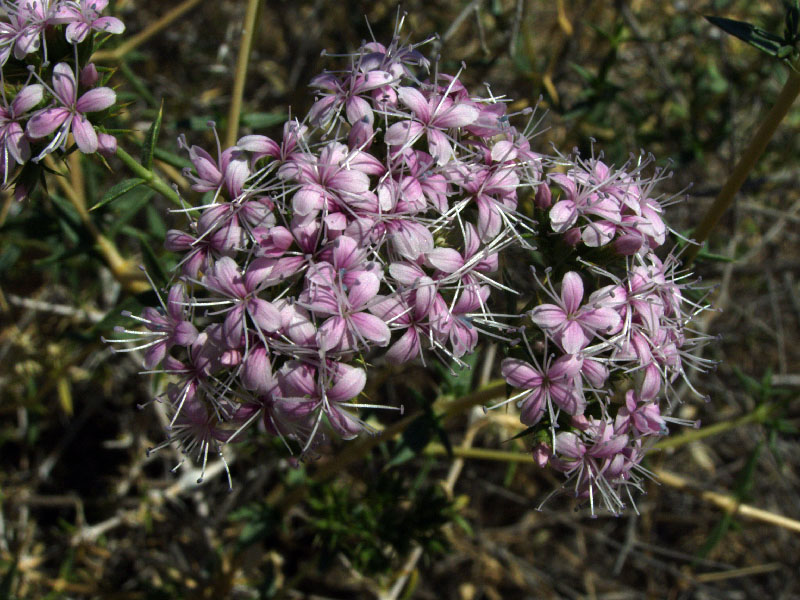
left=27, top=62, right=116, bottom=156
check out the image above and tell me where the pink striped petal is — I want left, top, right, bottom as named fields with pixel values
left=501, top=358, right=542, bottom=389
left=529, top=304, right=566, bottom=330
left=397, top=86, right=431, bottom=121
left=560, top=321, right=589, bottom=354
left=11, top=84, right=43, bottom=114
left=433, top=102, right=479, bottom=128
left=248, top=298, right=281, bottom=333
left=52, top=63, right=76, bottom=104
left=549, top=200, right=577, bottom=232
left=578, top=307, right=621, bottom=334
left=519, top=390, right=546, bottom=425
left=346, top=96, right=373, bottom=125
left=350, top=311, right=390, bottom=346
left=426, top=247, right=463, bottom=273
left=355, top=70, right=395, bottom=92
left=328, top=364, right=367, bottom=402
left=208, top=256, right=247, bottom=298
left=223, top=304, right=245, bottom=348
left=317, top=316, right=347, bottom=352
left=327, top=405, right=364, bottom=439
left=241, top=346, right=274, bottom=393
left=347, top=271, right=380, bottom=310
left=427, top=128, right=453, bottom=165
left=561, top=272, right=584, bottom=314
left=384, top=120, right=424, bottom=146
left=389, top=262, right=426, bottom=285
left=385, top=328, right=420, bottom=363
left=330, top=168, right=370, bottom=194
left=71, top=114, right=98, bottom=154
left=26, top=107, right=70, bottom=138
left=293, top=186, right=324, bottom=216
left=93, top=16, right=125, bottom=35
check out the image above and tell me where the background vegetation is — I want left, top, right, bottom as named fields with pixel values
left=1, top=0, right=799, bottom=597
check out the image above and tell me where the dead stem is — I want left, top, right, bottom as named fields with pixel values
left=225, top=0, right=262, bottom=148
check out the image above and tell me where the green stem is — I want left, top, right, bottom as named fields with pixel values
left=224, top=0, right=261, bottom=148
left=426, top=443, right=534, bottom=463
left=685, top=62, right=800, bottom=265
left=115, top=146, right=183, bottom=207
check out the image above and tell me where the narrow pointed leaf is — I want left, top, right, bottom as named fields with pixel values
left=705, top=16, right=784, bottom=57
left=90, top=178, right=145, bottom=210
left=141, top=100, right=163, bottom=170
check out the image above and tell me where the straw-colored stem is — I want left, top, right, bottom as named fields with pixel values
left=91, top=0, right=204, bottom=62
left=42, top=155, right=148, bottom=293
left=425, top=443, right=533, bottom=463
left=224, top=0, right=262, bottom=148
left=653, top=468, right=800, bottom=534
left=115, top=146, right=183, bottom=207
left=685, top=63, right=800, bottom=264
left=423, top=444, right=800, bottom=533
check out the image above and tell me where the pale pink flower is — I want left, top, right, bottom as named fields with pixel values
left=27, top=62, right=116, bottom=155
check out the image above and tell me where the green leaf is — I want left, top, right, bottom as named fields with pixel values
left=506, top=424, right=538, bottom=442
left=705, top=16, right=785, bottom=58
left=0, top=558, right=18, bottom=600
left=119, top=60, right=158, bottom=107
left=785, top=1, right=800, bottom=41
left=138, top=236, right=169, bottom=290
left=153, top=147, right=191, bottom=170
left=240, top=111, right=288, bottom=129
left=436, top=351, right=478, bottom=398
left=695, top=512, right=733, bottom=562
left=141, top=100, right=164, bottom=170
left=145, top=204, right=167, bottom=239
left=90, top=178, right=145, bottom=211
left=386, top=414, right=434, bottom=468
left=106, top=186, right=155, bottom=237
left=85, top=296, right=145, bottom=340
left=0, top=244, right=21, bottom=274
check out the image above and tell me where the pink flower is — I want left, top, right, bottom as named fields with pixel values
left=203, top=257, right=282, bottom=348
left=501, top=353, right=585, bottom=424
left=529, top=271, right=621, bottom=353
left=27, top=62, right=116, bottom=155
left=55, top=0, right=125, bottom=44
left=299, top=255, right=390, bottom=353
left=0, top=84, right=43, bottom=179
left=385, top=86, right=479, bottom=165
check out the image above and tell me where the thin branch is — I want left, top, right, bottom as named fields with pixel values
left=115, top=146, right=183, bottom=207
left=91, top=0, right=205, bottom=62
left=42, top=155, right=148, bottom=293
left=224, top=0, right=262, bottom=148
left=686, top=61, right=800, bottom=264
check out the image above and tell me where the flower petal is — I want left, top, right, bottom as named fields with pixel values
left=72, top=114, right=98, bottom=154
left=501, top=358, right=542, bottom=389
left=561, top=272, right=584, bottom=314
left=11, top=84, right=43, bottom=114
left=327, top=364, right=367, bottom=402
left=26, top=107, right=70, bottom=139
left=52, top=63, right=76, bottom=105
left=350, top=311, right=390, bottom=346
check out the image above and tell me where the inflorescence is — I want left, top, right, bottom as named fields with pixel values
left=80, top=16, right=712, bottom=514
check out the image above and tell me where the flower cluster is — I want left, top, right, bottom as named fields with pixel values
left=113, top=32, right=538, bottom=471
left=498, top=156, right=712, bottom=513
left=111, top=28, right=711, bottom=512
left=0, top=0, right=123, bottom=190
